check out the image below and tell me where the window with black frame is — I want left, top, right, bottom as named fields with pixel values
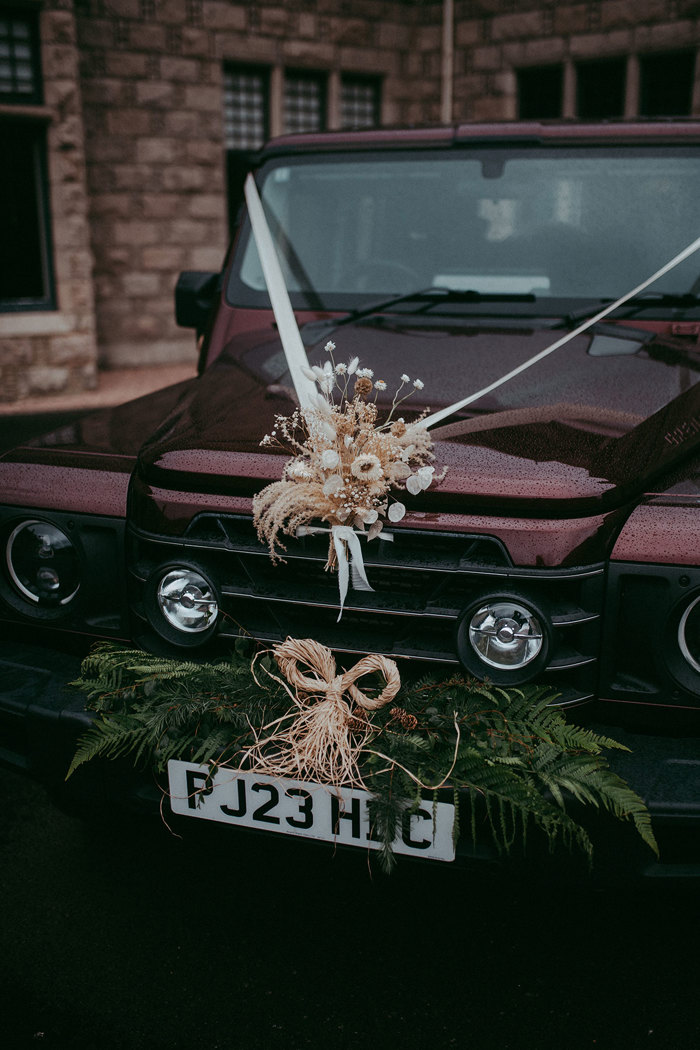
left=223, top=65, right=269, bottom=231
left=0, top=10, right=55, bottom=312
left=340, top=75, right=380, bottom=129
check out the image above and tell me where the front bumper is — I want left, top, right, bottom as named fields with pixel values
left=1, top=635, right=699, bottom=880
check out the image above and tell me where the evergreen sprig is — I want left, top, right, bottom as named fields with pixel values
left=67, top=642, right=658, bottom=870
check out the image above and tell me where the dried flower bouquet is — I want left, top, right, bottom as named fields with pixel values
left=253, top=342, right=442, bottom=576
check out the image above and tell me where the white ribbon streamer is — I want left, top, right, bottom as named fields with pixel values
left=422, top=233, right=700, bottom=429
left=244, top=173, right=316, bottom=412
left=297, top=525, right=394, bottom=620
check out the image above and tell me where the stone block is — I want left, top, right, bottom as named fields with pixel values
left=129, top=24, right=167, bottom=52
left=161, top=166, right=207, bottom=192
left=202, top=2, right=247, bottom=32
left=455, top=19, right=480, bottom=49
left=376, top=22, right=410, bottom=50
left=522, top=37, right=568, bottom=63
left=27, top=367, right=71, bottom=394
left=260, top=7, right=290, bottom=38
left=472, top=45, right=502, bottom=71
left=135, top=137, right=181, bottom=164
left=188, top=194, right=225, bottom=220
left=602, top=0, right=668, bottom=29
left=121, top=272, right=163, bottom=297
left=182, top=84, right=222, bottom=112
left=141, top=246, right=187, bottom=270
left=48, top=334, right=95, bottom=365
left=491, top=10, right=545, bottom=41
left=106, top=0, right=141, bottom=17
left=188, top=245, right=228, bottom=271
left=181, top=28, right=211, bottom=57
left=104, top=51, right=148, bottom=78
left=164, top=219, right=213, bottom=245
left=44, top=11, right=76, bottom=46
left=636, top=20, right=695, bottom=50
left=106, top=108, right=153, bottom=137
left=113, top=220, right=160, bottom=245
left=140, top=193, right=182, bottom=220
left=89, top=193, right=134, bottom=218
left=569, top=30, right=632, bottom=57
left=76, top=19, right=115, bottom=49
left=135, top=80, right=178, bottom=107
left=160, top=56, right=201, bottom=82
left=111, top=164, right=153, bottom=190
left=281, top=40, right=335, bottom=65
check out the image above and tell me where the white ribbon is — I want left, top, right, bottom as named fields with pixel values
left=245, top=170, right=700, bottom=435
left=297, top=525, right=394, bottom=621
left=422, top=233, right=700, bottom=429
left=244, top=173, right=316, bottom=412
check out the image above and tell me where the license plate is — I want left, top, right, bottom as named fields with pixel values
left=167, top=760, right=456, bottom=862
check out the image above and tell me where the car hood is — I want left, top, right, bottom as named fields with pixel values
left=136, top=316, right=700, bottom=516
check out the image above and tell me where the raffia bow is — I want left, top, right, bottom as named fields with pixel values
left=244, top=637, right=401, bottom=787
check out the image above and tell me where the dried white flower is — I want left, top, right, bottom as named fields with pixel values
left=347, top=357, right=359, bottom=375
left=324, top=340, right=336, bottom=353
left=350, top=453, right=383, bottom=482
left=335, top=362, right=347, bottom=374
left=356, top=367, right=374, bottom=379
left=401, top=374, right=410, bottom=384
left=322, top=474, right=344, bottom=497
left=374, top=380, right=387, bottom=391
left=413, top=378, right=424, bottom=390
left=321, top=449, right=340, bottom=469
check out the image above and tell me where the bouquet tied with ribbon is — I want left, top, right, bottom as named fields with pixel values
left=253, top=343, right=444, bottom=616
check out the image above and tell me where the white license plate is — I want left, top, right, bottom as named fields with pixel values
left=167, top=761, right=456, bottom=862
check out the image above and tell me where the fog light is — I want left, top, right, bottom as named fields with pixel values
left=6, top=520, right=80, bottom=606
left=679, top=594, right=700, bottom=674
left=157, top=568, right=218, bottom=634
left=457, top=595, right=549, bottom=685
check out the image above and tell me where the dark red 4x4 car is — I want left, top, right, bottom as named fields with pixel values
left=2, top=122, right=699, bottom=877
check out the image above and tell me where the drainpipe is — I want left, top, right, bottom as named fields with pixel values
left=441, top=0, right=454, bottom=125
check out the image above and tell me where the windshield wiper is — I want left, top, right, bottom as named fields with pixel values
left=300, top=287, right=536, bottom=346
left=561, top=292, right=700, bottom=328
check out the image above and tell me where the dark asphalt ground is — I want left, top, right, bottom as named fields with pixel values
left=1, top=764, right=699, bottom=1050
left=1, top=413, right=699, bottom=1050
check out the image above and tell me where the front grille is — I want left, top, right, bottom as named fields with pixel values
left=128, top=514, right=605, bottom=706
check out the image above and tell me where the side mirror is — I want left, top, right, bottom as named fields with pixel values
left=174, top=271, right=220, bottom=330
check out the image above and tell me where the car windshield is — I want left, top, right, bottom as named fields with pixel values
left=227, top=146, right=700, bottom=314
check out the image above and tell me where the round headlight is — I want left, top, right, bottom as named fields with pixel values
left=457, top=595, right=549, bottom=685
left=157, top=568, right=218, bottom=634
left=6, top=520, right=80, bottom=606
left=678, top=594, right=700, bottom=674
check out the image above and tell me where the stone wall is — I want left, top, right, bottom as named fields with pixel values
left=3, top=0, right=700, bottom=400
left=76, top=0, right=431, bottom=369
left=451, top=0, right=700, bottom=121
left=0, top=0, right=98, bottom=403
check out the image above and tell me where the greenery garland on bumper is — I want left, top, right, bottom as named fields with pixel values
left=67, top=640, right=658, bottom=872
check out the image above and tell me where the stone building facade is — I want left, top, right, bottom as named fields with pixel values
left=2, top=0, right=700, bottom=403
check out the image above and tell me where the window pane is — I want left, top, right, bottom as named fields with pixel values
left=340, top=77, right=379, bottom=129
left=231, top=149, right=700, bottom=309
left=577, top=58, right=626, bottom=119
left=517, top=66, right=563, bottom=119
left=0, top=122, right=55, bottom=310
left=284, top=73, right=324, bottom=134
left=0, top=14, right=41, bottom=103
left=640, top=51, right=695, bottom=117
left=223, top=67, right=268, bottom=150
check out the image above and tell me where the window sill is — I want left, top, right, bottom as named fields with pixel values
left=0, top=103, right=52, bottom=123
left=0, top=312, right=75, bottom=337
